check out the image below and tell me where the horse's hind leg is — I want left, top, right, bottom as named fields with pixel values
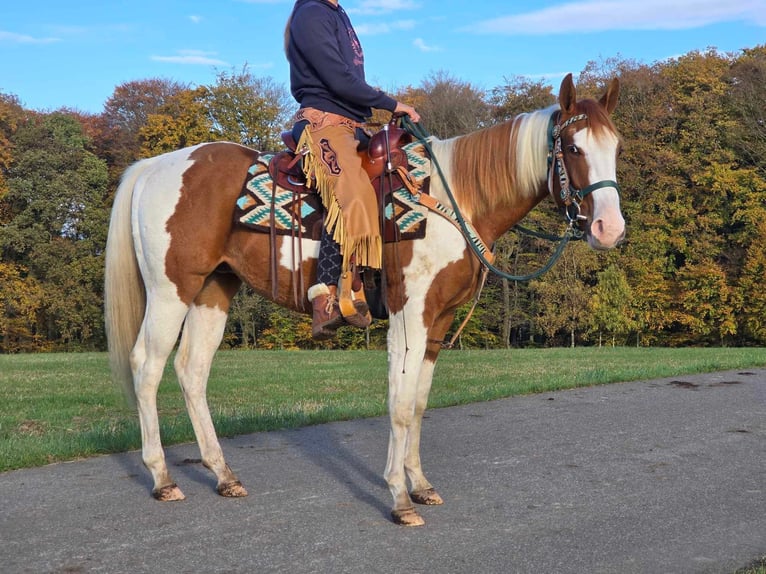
left=132, top=294, right=190, bottom=501
left=174, top=274, right=247, bottom=497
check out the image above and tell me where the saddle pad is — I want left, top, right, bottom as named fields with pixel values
left=234, top=142, right=432, bottom=243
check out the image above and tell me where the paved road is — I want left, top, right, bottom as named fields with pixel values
left=1, top=368, right=764, bottom=574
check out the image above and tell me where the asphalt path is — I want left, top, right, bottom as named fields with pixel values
left=1, top=368, right=764, bottom=574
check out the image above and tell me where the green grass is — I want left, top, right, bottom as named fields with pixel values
left=1, top=347, right=765, bottom=473
left=737, top=557, right=766, bottom=574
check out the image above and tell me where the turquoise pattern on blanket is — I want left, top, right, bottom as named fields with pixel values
left=235, top=144, right=431, bottom=241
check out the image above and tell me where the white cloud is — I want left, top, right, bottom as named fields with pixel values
left=151, top=50, right=229, bottom=66
left=413, top=38, right=441, bottom=52
left=0, top=30, right=60, bottom=44
left=349, top=0, right=420, bottom=15
left=354, top=19, right=416, bottom=35
left=467, top=0, right=766, bottom=35
left=189, top=15, right=203, bottom=24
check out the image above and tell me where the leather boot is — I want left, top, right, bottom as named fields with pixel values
left=308, top=283, right=343, bottom=340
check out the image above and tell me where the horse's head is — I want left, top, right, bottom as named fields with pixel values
left=548, top=74, right=625, bottom=250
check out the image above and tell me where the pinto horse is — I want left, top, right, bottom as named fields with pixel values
left=104, top=73, right=624, bottom=526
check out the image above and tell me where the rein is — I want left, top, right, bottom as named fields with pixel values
left=400, top=115, right=579, bottom=283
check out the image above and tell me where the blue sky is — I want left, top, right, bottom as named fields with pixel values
left=2, top=0, right=764, bottom=114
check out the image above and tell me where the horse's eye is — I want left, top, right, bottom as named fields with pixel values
left=567, top=144, right=580, bottom=155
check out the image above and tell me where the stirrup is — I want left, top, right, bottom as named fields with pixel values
left=338, top=272, right=372, bottom=329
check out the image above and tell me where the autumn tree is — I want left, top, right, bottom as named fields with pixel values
left=588, top=264, right=636, bottom=346
left=401, top=70, right=490, bottom=139
left=0, top=93, right=25, bottom=223
left=738, top=218, right=766, bottom=344
left=489, top=76, right=555, bottom=123
left=0, top=261, right=45, bottom=352
left=138, top=86, right=214, bottom=156
left=724, top=46, right=766, bottom=175
left=530, top=243, right=600, bottom=347
left=0, top=112, right=109, bottom=349
left=97, top=78, right=188, bottom=181
left=205, top=68, right=294, bottom=150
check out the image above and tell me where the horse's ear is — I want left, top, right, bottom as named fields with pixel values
left=599, top=77, right=620, bottom=115
left=558, top=73, right=577, bottom=115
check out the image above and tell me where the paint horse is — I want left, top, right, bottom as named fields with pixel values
left=104, top=73, right=625, bottom=526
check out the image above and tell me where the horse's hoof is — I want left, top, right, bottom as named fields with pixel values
left=217, top=480, right=248, bottom=498
left=411, top=488, right=444, bottom=506
left=391, top=507, right=425, bottom=527
left=153, top=483, right=185, bottom=501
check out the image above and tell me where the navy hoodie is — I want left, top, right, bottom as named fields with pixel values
left=287, top=0, right=397, bottom=122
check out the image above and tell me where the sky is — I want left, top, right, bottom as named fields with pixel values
left=1, top=0, right=764, bottom=114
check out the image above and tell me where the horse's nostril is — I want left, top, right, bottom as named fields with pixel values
left=592, top=218, right=605, bottom=239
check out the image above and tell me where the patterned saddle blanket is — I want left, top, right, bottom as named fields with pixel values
left=234, top=140, right=432, bottom=243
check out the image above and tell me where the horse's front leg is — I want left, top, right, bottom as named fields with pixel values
left=384, top=311, right=431, bottom=526
left=404, top=309, right=455, bottom=506
left=405, top=339, right=445, bottom=508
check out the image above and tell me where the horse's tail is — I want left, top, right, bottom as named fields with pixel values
left=104, top=160, right=150, bottom=408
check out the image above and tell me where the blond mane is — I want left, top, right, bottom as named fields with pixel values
left=447, top=106, right=555, bottom=219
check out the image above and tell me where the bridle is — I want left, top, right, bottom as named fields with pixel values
left=547, top=112, right=621, bottom=228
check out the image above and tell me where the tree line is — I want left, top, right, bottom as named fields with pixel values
left=1, top=47, right=765, bottom=352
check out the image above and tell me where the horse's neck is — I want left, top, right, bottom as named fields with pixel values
left=430, top=115, right=551, bottom=245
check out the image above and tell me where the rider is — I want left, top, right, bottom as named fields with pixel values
left=285, top=0, right=420, bottom=340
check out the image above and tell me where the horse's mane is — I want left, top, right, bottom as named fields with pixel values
left=449, top=105, right=555, bottom=219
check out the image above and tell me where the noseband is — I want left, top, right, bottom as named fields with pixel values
left=548, top=112, right=621, bottom=227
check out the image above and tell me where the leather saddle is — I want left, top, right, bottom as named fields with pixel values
left=270, top=119, right=414, bottom=201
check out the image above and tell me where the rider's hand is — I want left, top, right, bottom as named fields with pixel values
left=394, top=101, right=420, bottom=123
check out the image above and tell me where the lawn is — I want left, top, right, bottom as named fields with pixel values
left=1, top=347, right=765, bottom=472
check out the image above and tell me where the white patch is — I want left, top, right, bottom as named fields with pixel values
left=387, top=193, right=468, bottom=359
left=278, top=237, right=320, bottom=270
left=573, top=129, right=625, bottom=247
left=131, top=144, right=207, bottom=296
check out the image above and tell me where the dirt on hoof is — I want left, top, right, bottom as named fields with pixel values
left=153, top=484, right=185, bottom=502
left=391, top=507, right=425, bottom=527
left=411, top=488, right=444, bottom=506
left=217, top=481, right=248, bottom=498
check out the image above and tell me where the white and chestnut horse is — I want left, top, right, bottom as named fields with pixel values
left=105, top=74, right=624, bottom=526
